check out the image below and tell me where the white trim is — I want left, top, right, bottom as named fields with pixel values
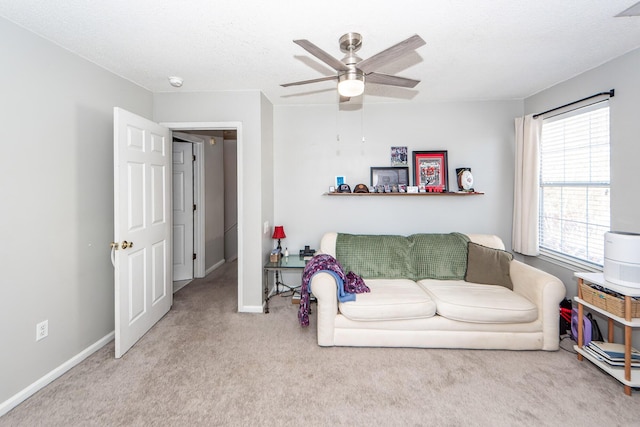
left=160, top=122, right=245, bottom=313
left=205, top=258, right=226, bottom=276
left=244, top=305, right=265, bottom=314
left=538, top=249, right=603, bottom=273
left=0, top=332, right=114, bottom=417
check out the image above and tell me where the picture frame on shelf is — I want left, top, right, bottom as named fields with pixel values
left=412, top=151, right=449, bottom=191
left=370, top=167, right=410, bottom=189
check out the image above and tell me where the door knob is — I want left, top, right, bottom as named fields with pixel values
left=121, top=240, right=133, bottom=249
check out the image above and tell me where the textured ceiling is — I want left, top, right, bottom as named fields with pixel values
left=1, top=1, right=640, bottom=105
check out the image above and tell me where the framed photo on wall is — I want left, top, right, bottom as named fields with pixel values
left=390, top=146, right=408, bottom=166
left=412, top=151, right=449, bottom=191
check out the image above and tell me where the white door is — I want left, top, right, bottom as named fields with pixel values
left=172, top=141, right=194, bottom=281
left=113, top=107, right=172, bottom=358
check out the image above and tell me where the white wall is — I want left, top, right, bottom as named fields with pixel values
left=153, top=91, right=274, bottom=311
left=203, top=133, right=225, bottom=269
left=224, top=139, right=238, bottom=261
left=273, top=100, right=523, bottom=256
left=0, top=18, right=153, bottom=405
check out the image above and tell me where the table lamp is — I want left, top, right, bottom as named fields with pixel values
left=272, top=226, right=286, bottom=252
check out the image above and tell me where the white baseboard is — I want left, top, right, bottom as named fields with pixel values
left=0, top=332, right=114, bottom=418
left=240, top=304, right=265, bottom=313
left=205, top=258, right=226, bottom=276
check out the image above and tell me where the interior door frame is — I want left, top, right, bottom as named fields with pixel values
left=161, top=121, right=243, bottom=311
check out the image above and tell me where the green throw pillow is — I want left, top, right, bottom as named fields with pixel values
left=465, top=242, right=514, bottom=289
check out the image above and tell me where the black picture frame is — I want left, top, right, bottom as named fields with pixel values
left=370, top=167, right=410, bottom=189
left=412, top=150, right=449, bottom=191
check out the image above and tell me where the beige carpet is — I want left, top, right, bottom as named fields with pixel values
left=2, top=260, right=639, bottom=427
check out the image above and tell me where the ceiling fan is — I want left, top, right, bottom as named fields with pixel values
left=281, top=32, right=426, bottom=101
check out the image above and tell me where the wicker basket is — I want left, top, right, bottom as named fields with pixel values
left=579, top=281, right=640, bottom=318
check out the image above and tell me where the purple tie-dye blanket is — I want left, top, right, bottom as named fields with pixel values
left=298, top=254, right=369, bottom=327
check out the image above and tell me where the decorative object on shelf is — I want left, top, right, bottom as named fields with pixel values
left=413, top=150, right=449, bottom=192
left=391, top=146, right=408, bottom=166
left=272, top=226, right=286, bottom=254
left=337, top=183, right=351, bottom=193
left=370, top=166, right=409, bottom=188
left=335, top=176, right=346, bottom=188
left=353, top=183, right=369, bottom=193
left=323, top=191, right=484, bottom=197
left=456, top=167, right=474, bottom=192
left=284, top=248, right=289, bottom=259
left=329, top=186, right=336, bottom=193
left=407, top=186, right=419, bottom=193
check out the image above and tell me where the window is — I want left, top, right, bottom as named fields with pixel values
left=539, top=102, right=610, bottom=267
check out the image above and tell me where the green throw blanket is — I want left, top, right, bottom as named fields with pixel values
left=336, top=232, right=470, bottom=280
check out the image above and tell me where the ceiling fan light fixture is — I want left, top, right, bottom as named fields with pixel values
left=338, top=71, right=365, bottom=97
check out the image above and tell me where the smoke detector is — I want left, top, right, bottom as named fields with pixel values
left=168, top=76, right=183, bottom=87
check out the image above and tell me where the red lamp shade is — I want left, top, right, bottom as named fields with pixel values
left=272, top=226, right=286, bottom=239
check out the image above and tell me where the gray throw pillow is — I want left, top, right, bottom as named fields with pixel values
left=465, top=242, right=514, bottom=290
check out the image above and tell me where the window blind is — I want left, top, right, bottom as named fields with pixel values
left=539, top=102, right=610, bottom=267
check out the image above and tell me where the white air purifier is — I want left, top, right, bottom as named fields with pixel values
left=603, top=231, right=640, bottom=288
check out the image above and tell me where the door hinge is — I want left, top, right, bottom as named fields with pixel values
left=193, top=253, right=197, bottom=260
left=193, top=204, right=197, bottom=211
left=193, top=155, right=196, bottom=162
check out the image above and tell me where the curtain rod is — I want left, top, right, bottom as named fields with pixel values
left=532, top=89, right=615, bottom=119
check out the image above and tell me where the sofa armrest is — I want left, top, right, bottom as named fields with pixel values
left=510, top=260, right=566, bottom=350
left=309, top=272, right=339, bottom=346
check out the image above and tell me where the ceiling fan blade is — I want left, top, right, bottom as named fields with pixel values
left=293, top=39, right=350, bottom=72
left=281, top=75, right=338, bottom=87
left=357, top=35, right=426, bottom=74
left=366, top=72, right=420, bottom=88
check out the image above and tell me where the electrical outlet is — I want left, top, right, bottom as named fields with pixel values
left=36, top=320, right=48, bottom=341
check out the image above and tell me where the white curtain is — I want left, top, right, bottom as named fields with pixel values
left=512, top=114, right=542, bottom=256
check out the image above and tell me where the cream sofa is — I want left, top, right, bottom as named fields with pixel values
left=309, top=232, right=566, bottom=351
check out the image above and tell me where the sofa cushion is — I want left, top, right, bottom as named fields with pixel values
left=339, top=279, right=437, bottom=321
left=409, top=233, right=470, bottom=280
left=418, top=280, right=538, bottom=324
left=465, top=242, right=514, bottom=290
left=336, top=234, right=411, bottom=279
left=335, top=232, right=469, bottom=280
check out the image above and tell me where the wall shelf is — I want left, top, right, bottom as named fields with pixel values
left=323, top=192, right=484, bottom=197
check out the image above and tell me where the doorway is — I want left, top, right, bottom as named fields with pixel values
left=168, top=124, right=240, bottom=299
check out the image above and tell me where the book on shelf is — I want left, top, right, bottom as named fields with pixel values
left=589, top=341, right=640, bottom=360
left=583, top=342, right=640, bottom=368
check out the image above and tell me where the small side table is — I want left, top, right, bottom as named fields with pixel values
left=263, top=256, right=307, bottom=313
left=574, top=272, right=640, bottom=396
